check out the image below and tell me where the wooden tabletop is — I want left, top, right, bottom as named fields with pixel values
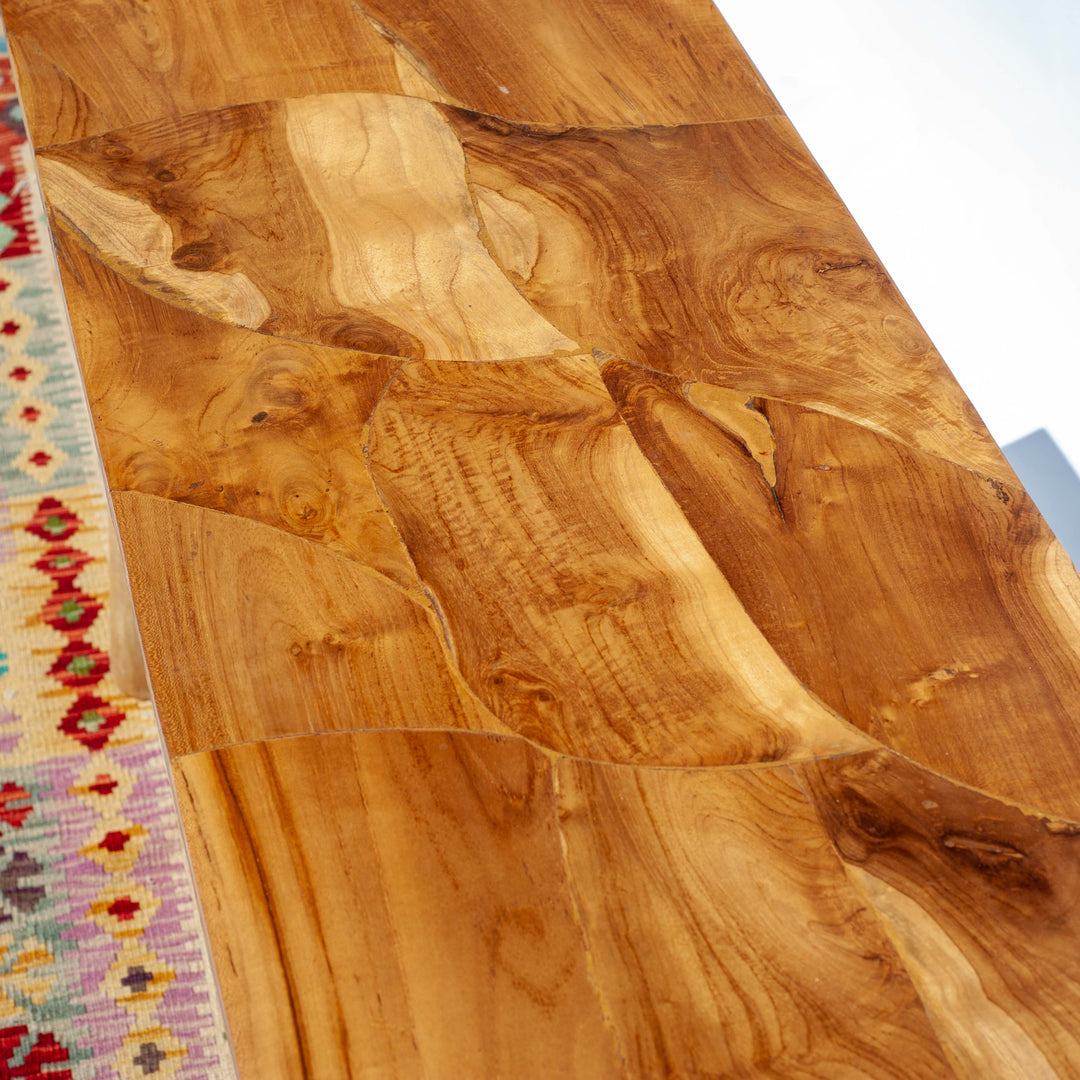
left=6, top=0, right=1080, bottom=1074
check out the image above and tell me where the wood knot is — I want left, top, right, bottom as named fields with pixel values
left=172, top=240, right=227, bottom=272
left=99, top=141, right=133, bottom=160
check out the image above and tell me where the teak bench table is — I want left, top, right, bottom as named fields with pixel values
left=5, top=0, right=1080, bottom=1075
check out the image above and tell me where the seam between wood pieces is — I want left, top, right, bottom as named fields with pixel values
left=114, top=439, right=1080, bottom=822
left=111, top=487, right=428, bottom=609
left=168, top=726, right=884, bottom=777
left=596, top=349, right=1013, bottom=483
left=784, top=763, right=966, bottom=1080
left=26, top=91, right=790, bottom=153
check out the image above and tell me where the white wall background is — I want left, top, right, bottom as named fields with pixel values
left=716, top=0, right=1080, bottom=469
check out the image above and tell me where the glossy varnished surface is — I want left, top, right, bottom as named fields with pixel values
left=799, top=751, right=1080, bottom=1077
left=3, top=0, right=777, bottom=144
left=603, top=358, right=1080, bottom=815
left=442, top=109, right=1002, bottom=474
left=367, top=356, right=868, bottom=765
left=175, top=732, right=622, bottom=1078
left=553, top=758, right=954, bottom=1078
left=55, top=233, right=415, bottom=581
left=10, top=0, right=1080, bottom=1075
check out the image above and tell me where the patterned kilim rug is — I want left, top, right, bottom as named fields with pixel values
left=0, top=34, right=236, bottom=1080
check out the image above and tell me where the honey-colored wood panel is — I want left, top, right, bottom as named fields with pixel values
left=555, top=758, right=955, bottom=1078
left=175, top=731, right=622, bottom=1079
left=39, top=94, right=577, bottom=360
left=3, top=0, right=440, bottom=147
left=8, top=0, right=1080, bottom=1068
left=443, top=108, right=1003, bottom=476
left=55, top=231, right=416, bottom=587
left=6, top=0, right=776, bottom=144
left=113, top=492, right=507, bottom=756
left=602, top=358, right=1080, bottom=819
left=800, top=750, right=1080, bottom=1078
left=367, top=355, right=871, bottom=766
left=356, top=0, right=778, bottom=126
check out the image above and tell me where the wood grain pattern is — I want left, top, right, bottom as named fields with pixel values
left=2, top=0, right=436, bottom=148
left=114, top=492, right=506, bottom=756
left=54, top=230, right=417, bottom=586
left=4, top=0, right=775, bottom=147
left=40, top=94, right=578, bottom=360
left=9, top=0, right=1080, bottom=1073
left=555, top=758, right=955, bottom=1078
left=356, top=0, right=778, bottom=126
left=602, top=357, right=1080, bottom=818
left=799, top=750, right=1080, bottom=1078
left=443, top=109, right=1003, bottom=476
left=175, top=731, right=622, bottom=1078
left=368, top=355, right=871, bottom=766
